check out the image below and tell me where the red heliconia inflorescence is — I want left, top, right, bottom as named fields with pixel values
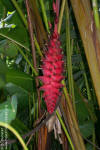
left=39, top=0, right=64, bottom=114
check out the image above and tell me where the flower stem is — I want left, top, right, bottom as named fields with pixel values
left=65, top=1, right=75, bottom=111
left=34, top=35, right=43, bottom=57
left=56, top=111, right=75, bottom=150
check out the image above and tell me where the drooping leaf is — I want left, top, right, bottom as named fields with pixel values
left=5, top=83, right=29, bottom=107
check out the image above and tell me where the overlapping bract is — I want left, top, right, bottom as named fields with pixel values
left=39, top=0, right=64, bottom=113
left=39, top=31, right=64, bottom=114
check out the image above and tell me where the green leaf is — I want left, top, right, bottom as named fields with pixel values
left=0, top=39, right=18, bottom=57
left=86, top=143, right=93, bottom=150
left=1, top=0, right=14, bottom=11
left=0, top=1, right=5, bottom=20
left=0, top=74, right=6, bottom=88
left=0, top=12, right=29, bottom=48
left=6, top=69, right=35, bottom=92
left=5, top=83, right=29, bottom=106
left=11, top=95, right=17, bottom=113
left=5, top=83, right=37, bottom=124
left=11, top=118, right=29, bottom=134
left=0, top=95, right=17, bottom=124
left=0, top=59, right=7, bottom=74
left=74, top=84, right=89, bottom=123
left=80, top=121, right=94, bottom=138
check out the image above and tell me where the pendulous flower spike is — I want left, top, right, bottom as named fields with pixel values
left=39, top=0, right=64, bottom=114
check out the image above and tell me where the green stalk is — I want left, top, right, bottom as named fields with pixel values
left=0, top=33, right=30, bottom=52
left=62, top=80, right=86, bottom=150
left=11, top=0, right=28, bottom=29
left=0, top=122, right=28, bottom=150
left=39, top=0, right=50, bottom=33
left=17, top=46, right=38, bottom=76
left=65, top=0, right=71, bottom=94
left=70, top=40, right=75, bottom=106
left=70, top=0, right=100, bottom=108
left=58, top=0, right=66, bottom=34
left=65, top=1, right=75, bottom=109
left=92, top=0, right=100, bottom=29
left=34, top=35, right=43, bottom=57
left=56, top=111, right=75, bottom=150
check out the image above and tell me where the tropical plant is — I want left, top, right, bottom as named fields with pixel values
left=0, top=0, right=100, bottom=150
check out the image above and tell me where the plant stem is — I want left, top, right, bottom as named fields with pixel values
left=62, top=80, right=86, bottom=150
left=65, top=1, right=75, bottom=110
left=92, top=0, right=100, bottom=29
left=58, top=0, right=66, bottom=34
left=39, top=0, right=50, bottom=33
left=65, top=0, right=71, bottom=93
left=34, top=35, right=43, bottom=57
left=26, top=0, right=41, bottom=116
left=11, top=0, right=28, bottom=29
left=56, top=111, right=75, bottom=150
left=0, top=122, right=28, bottom=150
left=17, top=46, right=38, bottom=76
left=0, top=33, right=30, bottom=52
left=29, top=0, right=47, bottom=41
left=70, top=0, right=100, bottom=108
left=70, top=40, right=75, bottom=107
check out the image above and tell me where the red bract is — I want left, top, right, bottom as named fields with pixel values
left=39, top=0, right=64, bottom=114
